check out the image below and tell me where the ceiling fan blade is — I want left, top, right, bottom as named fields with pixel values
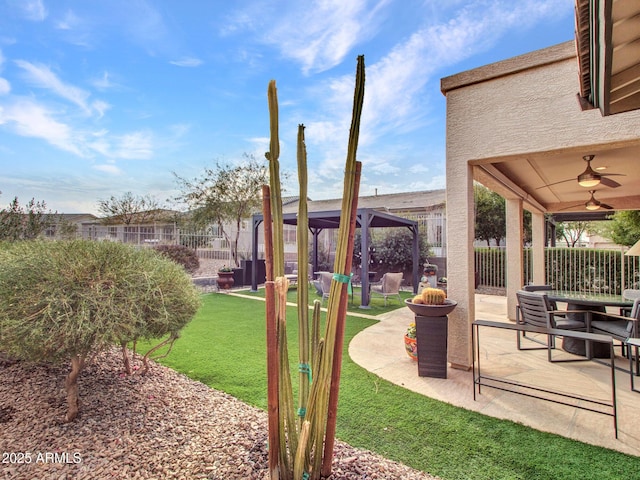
left=535, top=178, right=573, bottom=190
left=600, top=202, right=614, bottom=210
left=599, top=177, right=622, bottom=188
left=559, top=204, right=583, bottom=211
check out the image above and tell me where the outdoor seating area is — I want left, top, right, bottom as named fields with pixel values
left=349, top=293, right=640, bottom=456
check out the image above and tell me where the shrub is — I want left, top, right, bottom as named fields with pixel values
left=153, top=244, right=200, bottom=274
left=0, top=240, right=201, bottom=421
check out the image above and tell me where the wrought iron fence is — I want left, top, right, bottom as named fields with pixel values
left=475, top=246, right=640, bottom=294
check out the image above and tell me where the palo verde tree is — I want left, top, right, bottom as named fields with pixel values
left=97, top=191, right=165, bottom=225
left=0, top=240, right=201, bottom=421
left=174, top=154, right=270, bottom=267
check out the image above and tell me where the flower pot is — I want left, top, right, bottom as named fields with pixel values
left=404, top=334, right=418, bottom=361
left=216, top=271, right=235, bottom=290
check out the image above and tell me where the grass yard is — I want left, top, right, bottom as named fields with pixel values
left=138, top=293, right=639, bottom=480
left=241, top=283, right=414, bottom=316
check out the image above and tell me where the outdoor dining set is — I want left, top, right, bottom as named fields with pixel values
left=472, top=285, right=640, bottom=439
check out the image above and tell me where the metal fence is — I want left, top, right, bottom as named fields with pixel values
left=475, top=246, right=640, bottom=294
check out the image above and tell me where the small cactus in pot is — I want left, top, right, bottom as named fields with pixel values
left=421, top=287, right=446, bottom=305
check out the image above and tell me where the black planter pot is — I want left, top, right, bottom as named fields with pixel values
left=414, top=314, right=449, bottom=378
left=406, top=299, right=457, bottom=379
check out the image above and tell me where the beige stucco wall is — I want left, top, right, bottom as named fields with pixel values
left=443, top=41, right=640, bottom=369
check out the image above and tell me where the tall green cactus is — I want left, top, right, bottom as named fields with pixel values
left=265, top=56, right=365, bottom=480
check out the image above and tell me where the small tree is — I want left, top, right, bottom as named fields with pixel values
left=556, top=221, right=596, bottom=247
left=97, top=191, right=163, bottom=225
left=174, top=154, right=270, bottom=267
left=597, top=210, right=640, bottom=247
left=0, top=240, right=201, bottom=421
left=371, top=228, right=430, bottom=274
left=0, top=196, right=54, bottom=241
left=474, top=184, right=505, bottom=247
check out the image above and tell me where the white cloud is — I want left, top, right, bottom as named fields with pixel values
left=170, top=57, right=203, bottom=67
left=91, top=100, right=111, bottom=118
left=0, top=98, right=83, bottom=156
left=262, top=0, right=390, bottom=74
left=14, top=60, right=110, bottom=118
left=309, top=0, right=572, bottom=149
left=93, top=164, right=122, bottom=174
left=56, top=10, right=81, bottom=30
left=15, top=60, right=90, bottom=111
left=114, top=131, right=154, bottom=159
left=91, top=71, right=120, bottom=91
left=13, top=0, right=47, bottom=22
left=0, top=78, right=10, bottom=95
left=409, top=164, right=430, bottom=174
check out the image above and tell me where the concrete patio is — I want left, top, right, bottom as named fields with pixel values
left=349, top=294, right=640, bottom=457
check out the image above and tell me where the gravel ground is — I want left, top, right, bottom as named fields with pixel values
left=0, top=349, right=438, bottom=480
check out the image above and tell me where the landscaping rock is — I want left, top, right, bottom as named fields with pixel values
left=0, top=348, right=437, bottom=479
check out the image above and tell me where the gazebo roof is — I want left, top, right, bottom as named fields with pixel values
left=270, top=207, right=418, bottom=231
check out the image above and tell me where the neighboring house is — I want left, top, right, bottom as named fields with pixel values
left=44, top=213, right=100, bottom=239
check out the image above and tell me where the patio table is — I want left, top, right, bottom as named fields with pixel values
left=546, top=291, right=634, bottom=357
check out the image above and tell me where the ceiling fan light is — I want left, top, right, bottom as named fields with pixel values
left=585, top=202, right=600, bottom=210
left=578, top=173, right=601, bottom=187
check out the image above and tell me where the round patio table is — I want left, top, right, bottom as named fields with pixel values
left=546, top=291, right=633, bottom=357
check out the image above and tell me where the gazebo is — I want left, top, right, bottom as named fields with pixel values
left=251, top=207, right=420, bottom=307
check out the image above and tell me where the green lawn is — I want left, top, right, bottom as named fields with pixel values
left=241, top=284, right=414, bottom=316
left=138, top=293, right=639, bottom=480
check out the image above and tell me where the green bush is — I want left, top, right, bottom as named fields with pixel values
left=153, top=244, right=200, bottom=274
left=0, top=240, right=201, bottom=420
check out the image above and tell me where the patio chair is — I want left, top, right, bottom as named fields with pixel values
left=515, top=290, right=588, bottom=362
left=587, top=298, right=640, bottom=375
left=312, top=271, right=333, bottom=304
left=620, top=289, right=640, bottom=316
left=370, top=272, right=403, bottom=306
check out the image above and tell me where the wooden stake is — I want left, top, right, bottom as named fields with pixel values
left=321, top=161, right=362, bottom=476
left=263, top=185, right=280, bottom=480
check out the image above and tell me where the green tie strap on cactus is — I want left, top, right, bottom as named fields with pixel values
left=298, top=363, right=312, bottom=384
left=332, top=273, right=351, bottom=284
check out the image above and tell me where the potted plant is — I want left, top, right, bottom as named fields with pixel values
left=405, top=287, right=457, bottom=379
left=217, top=265, right=235, bottom=290
left=404, top=323, right=417, bottom=361
left=404, top=287, right=457, bottom=316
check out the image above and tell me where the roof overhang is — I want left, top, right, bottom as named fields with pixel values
left=576, top=0, right=640, bottom=115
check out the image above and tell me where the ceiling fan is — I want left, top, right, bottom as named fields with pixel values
left=561, top=190, right=614, bottom=211
left=537, top=154, right=625, bottom=189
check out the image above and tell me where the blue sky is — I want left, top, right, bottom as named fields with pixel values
left=0, top=0, right=575, bottom=215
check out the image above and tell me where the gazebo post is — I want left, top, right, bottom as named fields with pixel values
left=360, top=209, right=371, bottom=308
left=411, top=225, right=419, bottom=293
left=251, top=214, right=262, bottom=292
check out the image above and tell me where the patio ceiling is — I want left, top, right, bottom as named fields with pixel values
left=473, top=0, right=640, bottom=216
left=474, top=143, right=640, bottom=214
